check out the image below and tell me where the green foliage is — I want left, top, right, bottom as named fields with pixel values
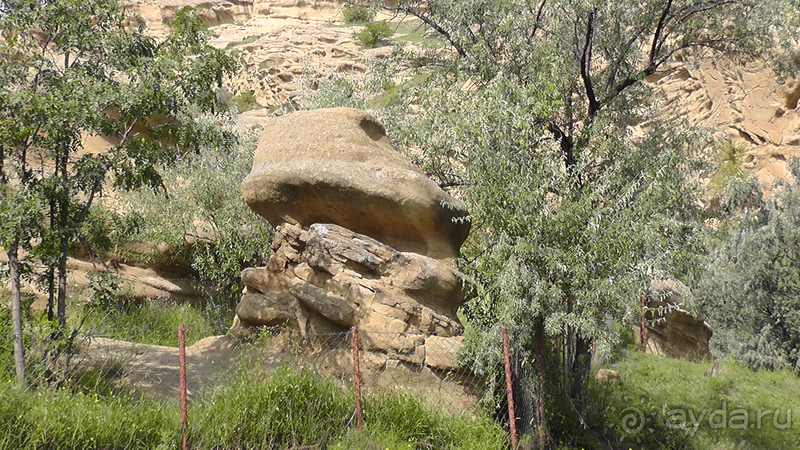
left=608, top=352, right=800, bottom=449
left=0, top=360, right=505, bottom=450
left=320, top=0, right=798, bottom=443
left=355, top=21, right=394, bottom=48
left=234, top=90, right=262, bottom=112
left=0, top=380, right=180, bottom=450
left=225, top=33, right=265, bottom=49
left=0, top=308, right=16, bottom=380
left=696, top=163, right=800, bottom=372
left=707, top=140, right=747, bottom=192
left=69, top=300, right=217, bottom=347
left=343, top=5, right=376, bottom=24
left=357, top=392, right=506, bottom=450
left=0, top=0, right=238, bottom=327
left=86, top=270, right=125, bottom=316
left=122, top=131, right=272, bottom=324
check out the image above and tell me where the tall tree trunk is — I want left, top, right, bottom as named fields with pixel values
left=8, top=241, right=26, bottom=387
left=534, top=317, right=549, bottom=449
left=570, top=336, right=592, bottom=407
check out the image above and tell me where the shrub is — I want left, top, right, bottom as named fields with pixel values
left=343, top=5, right=374, bottom=24
left=235, top=90, right=261, bottom=112
left=696, top=163, right=800, bottom=371
left=121, top=129, right=273, bottom=326
left=355, top=21, right=393, bottom=48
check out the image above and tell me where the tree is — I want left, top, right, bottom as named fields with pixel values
left=697, top=168, right=800, bottom=372
left=0, top=0, right=236, bottom=384
left=354, top=0, right=796, bottom=446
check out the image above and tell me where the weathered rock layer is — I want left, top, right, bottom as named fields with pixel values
left=643, top=279, right=713, bottom=362
left=241, top=108, right=470, bottom=260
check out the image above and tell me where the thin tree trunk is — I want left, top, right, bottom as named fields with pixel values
left=8, top=241, right=26, bottom=387
left=571, top=336, right=592, bottom=407
left=535, top=317, right=549, bottom=449
left=47, top=199, right=56, bottom=322
left=56, top=146, right=69, bottom=328
left=57, top=240, right=67, bottom=328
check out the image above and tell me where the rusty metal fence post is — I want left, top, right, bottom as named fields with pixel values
left=502, top=326, right=518, bottom=450
left=178, top=325, right=189, bottom=450
left=351, top=326, right=363, bottom=430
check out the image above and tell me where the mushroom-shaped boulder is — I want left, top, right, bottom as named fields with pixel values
left=241, top=107, right=470, bottom=260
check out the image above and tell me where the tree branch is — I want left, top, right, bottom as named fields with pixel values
left=649, top=0, right=672, bottom=66
left=386, top=2, right=467, bottom=57
left=528, top=0, right=547, bottom=43
left=580, top=9, right=599, bottom=116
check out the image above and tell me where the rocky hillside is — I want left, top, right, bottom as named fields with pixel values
left=645, top=55, right=800, bottom=185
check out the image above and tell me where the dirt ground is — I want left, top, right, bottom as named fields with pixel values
left=79, top=332, right=483, bottom=415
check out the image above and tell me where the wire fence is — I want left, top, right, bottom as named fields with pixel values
left=0, top=322, right=519, bottom=448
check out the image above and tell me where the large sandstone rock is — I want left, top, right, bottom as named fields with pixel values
left=232, top=223, right=467, bottom=337
left=643, top=279, right=713, bottom=362
left=240, top=108, right=470, bottom=260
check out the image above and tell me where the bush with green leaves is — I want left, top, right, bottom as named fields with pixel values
left=234, top=90, right=262, bottom=112
left=696, top=165, right=800, bottom=372
left=343, top=5, right=375, bottom=24
left=121, top=128, right=272, bottom=327
left=312, top=0, right=796, bottom=444
left=355, top=21, right=393, bottom=48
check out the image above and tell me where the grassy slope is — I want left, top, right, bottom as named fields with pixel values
left=608, top=352, right=800, bottom=449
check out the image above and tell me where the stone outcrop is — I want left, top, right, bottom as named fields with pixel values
left=642, top=54, right=800, bottom=187
left=240, top=108, right=470, bottom=260
left=232, top=222, right=465, bottom=337
left=642, top=279, right=713, bottom=363
left=233, top=108, right=470, bottom=371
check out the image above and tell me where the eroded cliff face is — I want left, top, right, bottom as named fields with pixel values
left=643, top=54, right=800, bottom=185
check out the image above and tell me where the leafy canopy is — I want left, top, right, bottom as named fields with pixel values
left=0, top=0, right=237, bottom=324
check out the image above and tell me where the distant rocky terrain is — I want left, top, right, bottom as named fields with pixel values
left=644, top=55, right=800, bottom=185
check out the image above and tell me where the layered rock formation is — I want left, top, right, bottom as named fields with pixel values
left=644, top=55, right=800, bottom=186
left=232, top=107, right=470, bottom=370
left=642, top=279, right=713, bottom=362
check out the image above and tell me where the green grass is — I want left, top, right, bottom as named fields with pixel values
left=393, top=22, right=446, bottom=49
left=0, top=380, right=180, bottom=450
left=607, top=352, right=800, bottom=449
left=0, top=359, right=506, bottom=450
left=69, top=300, right=219, bottom=347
